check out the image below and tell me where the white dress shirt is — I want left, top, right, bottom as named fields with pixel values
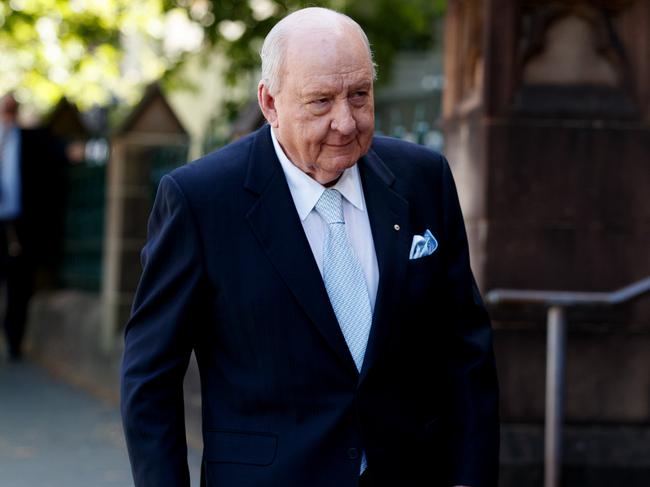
left=271, top=128, right=379, bottom=311
left=0, top=124, right=22, bottom=221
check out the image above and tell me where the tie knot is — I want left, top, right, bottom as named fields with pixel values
left=315, top=189, right=344, bottom=224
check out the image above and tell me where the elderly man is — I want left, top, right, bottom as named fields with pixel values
left=121, top=7, right=499, bottom=487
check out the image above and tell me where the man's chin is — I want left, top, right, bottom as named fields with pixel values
left=326, top=154, right=360, bottom=170
left=312, top=164, right=352, bottom=185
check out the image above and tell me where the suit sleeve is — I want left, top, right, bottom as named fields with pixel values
left=439, top=157, right=500, bottom=487
left=121, top=174, right=204, bottom=487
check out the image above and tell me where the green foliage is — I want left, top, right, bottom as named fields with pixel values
left=0, top=0, right=171, bottom=110
left=0, top=0, right=445, bottom=113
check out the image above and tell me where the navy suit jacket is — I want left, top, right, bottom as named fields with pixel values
left=121, top=125, right=499, bottom=487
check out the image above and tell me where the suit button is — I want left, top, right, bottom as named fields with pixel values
left=348, top=447, right=359, bottom=459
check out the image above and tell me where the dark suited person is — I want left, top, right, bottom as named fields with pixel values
left=0, top=94, right=65, bottom=361
left=121, top=7, right=499, bottom=487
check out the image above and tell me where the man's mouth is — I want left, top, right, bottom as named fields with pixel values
left=325, top=140, right=356, bottom=148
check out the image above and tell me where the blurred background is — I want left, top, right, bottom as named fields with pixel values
left=0, top=0, right=649, bottom=486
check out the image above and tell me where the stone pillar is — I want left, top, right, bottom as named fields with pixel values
left=443, top=0, right=491, bottom=287
left=443, top=1, right=650, bottom=483
left=102, top=85, right=189, bottom=351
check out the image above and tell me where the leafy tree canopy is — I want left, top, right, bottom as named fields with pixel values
left=0, top=0, right=444, bottom=113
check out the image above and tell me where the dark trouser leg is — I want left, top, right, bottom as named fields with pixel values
left=3, top=253, right=35, bottom=359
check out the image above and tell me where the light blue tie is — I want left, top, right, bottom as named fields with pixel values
left=315, top=188, right=373, bottom=372
left=315, top=189, right=371, bottom=474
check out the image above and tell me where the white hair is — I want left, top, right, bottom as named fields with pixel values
left=260, top=7, right=377, bottom=95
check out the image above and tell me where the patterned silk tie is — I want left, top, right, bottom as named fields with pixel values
left=315, top=188, right=371, bottom=474
left=315, top=188, right=373, bottom=372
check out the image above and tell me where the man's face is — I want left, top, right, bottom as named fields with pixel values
left=267, top=26, right=375, bottom=185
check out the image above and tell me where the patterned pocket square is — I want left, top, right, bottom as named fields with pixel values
left=409, top=229, right=438, bottom=260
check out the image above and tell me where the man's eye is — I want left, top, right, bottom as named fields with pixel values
left=308, top=99, right=331, bottom=113
left=311, top=98, right=329, bottom=106
left=350, top=91, right=368, bottom=103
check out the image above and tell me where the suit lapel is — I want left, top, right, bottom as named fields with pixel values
left=358, top=149, right=411, bottom=383
left=244, top=126, right=358, bottom=375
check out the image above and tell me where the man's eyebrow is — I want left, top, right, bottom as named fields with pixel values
left=302, top=82, right=372, bottom=99
left=350, top=81, right=372, bottom=90
left=302, top=89, right=336, bottom=99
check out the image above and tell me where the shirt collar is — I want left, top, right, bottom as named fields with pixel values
left=270, top=127, right=365, bottom=221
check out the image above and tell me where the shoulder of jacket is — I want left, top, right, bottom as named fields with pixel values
left=370, top=135, right=447, bottom=174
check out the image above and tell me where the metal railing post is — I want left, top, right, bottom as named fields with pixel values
left=485, top=276, right=650, bottom=486
left=545, top=306, right=567, bottom=487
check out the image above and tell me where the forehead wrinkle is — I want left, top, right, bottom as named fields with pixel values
left=299, top=71, right=372, bottom=98
left=283, top=45, right=372, bottom=82
left=302, top=67, right=372, bottom=84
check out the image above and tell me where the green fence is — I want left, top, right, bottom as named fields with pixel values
left=149, top=144, right=189, bottom=199
left=58, top=163, right=106, bottom=291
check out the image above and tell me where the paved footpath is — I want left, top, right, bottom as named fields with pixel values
left=0, top=360, right=201, bottom=487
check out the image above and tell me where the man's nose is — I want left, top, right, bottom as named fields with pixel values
left=330, top=101, right=356, bottom=135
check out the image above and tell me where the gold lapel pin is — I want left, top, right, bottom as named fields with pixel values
left=393, top=224, right=400, bottom=231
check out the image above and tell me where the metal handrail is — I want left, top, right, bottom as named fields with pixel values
left=486, top=275, right=650, bottom=307
left=486, top=276, right=650, bottom=487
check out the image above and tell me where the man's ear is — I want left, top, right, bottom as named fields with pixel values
left=258, top=82, right=279, bottom=128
